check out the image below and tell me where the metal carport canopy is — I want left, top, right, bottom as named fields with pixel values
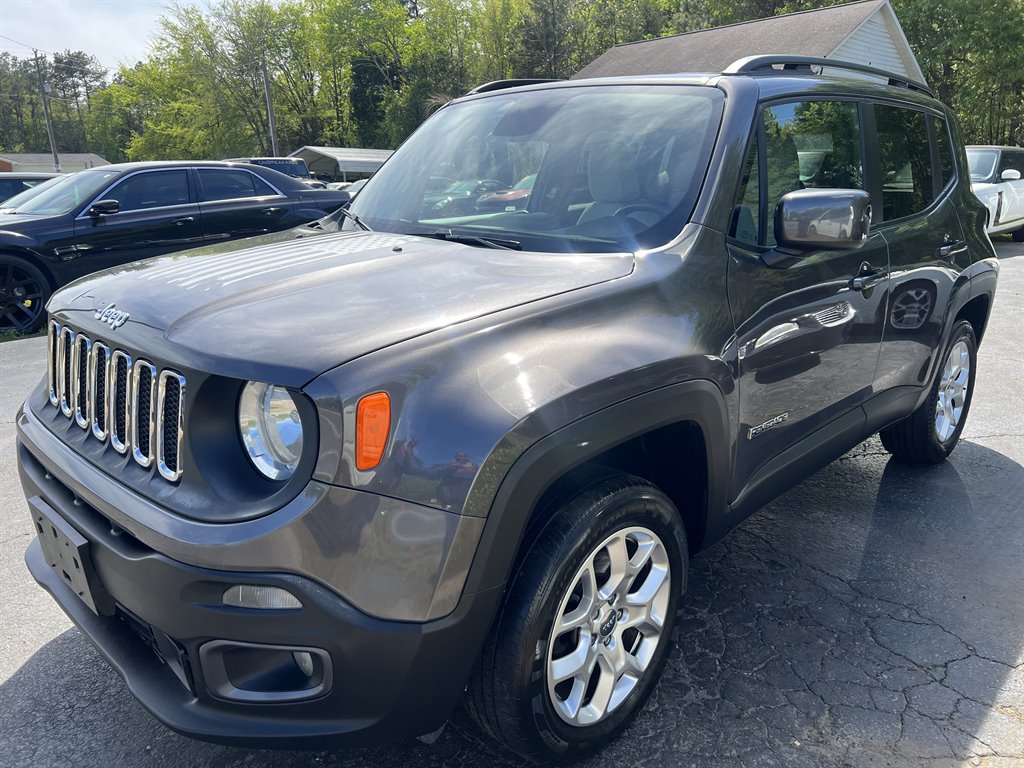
left=287, top=146, right=393, bottom=181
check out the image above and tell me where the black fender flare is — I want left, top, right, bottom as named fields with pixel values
left=460, top=379, right=732, bottom=596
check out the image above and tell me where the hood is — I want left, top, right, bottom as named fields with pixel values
left=50, top=230, right=634, bottom=386
left=0, top=212, right=56, bottom=230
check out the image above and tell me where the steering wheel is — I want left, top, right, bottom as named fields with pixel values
left=612, top=202, right=669, bottom=225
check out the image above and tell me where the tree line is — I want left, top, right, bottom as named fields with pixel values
left=1, top=0, right=1021, bottom=163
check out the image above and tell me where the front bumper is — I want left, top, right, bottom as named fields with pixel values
left=18, top=430, right=503, bottom=748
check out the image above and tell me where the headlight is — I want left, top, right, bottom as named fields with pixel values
left=239, top=381, right=304, bottom=480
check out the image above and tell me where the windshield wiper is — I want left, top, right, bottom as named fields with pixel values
left=337, top=206, right=372, bottom=231
left=429, top=229, right=521, bottom=250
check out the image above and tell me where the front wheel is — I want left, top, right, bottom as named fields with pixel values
left=0, top=255, right=50, bottom=334
left=465, top=473, right=687, bottom=762
left=880, top=319, right=977, bottom=463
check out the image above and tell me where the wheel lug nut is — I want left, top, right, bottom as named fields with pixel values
left=603, top=636, right=612, bottom=647
left=617, top=609, right=624, bottom=619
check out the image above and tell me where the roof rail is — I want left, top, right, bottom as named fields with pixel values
left=723, top=55, right=933, bottom=98
left=466, top=79, right=561, bottom=95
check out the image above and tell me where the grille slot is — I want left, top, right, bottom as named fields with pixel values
left=43, top=322, right=185, bottom=483
left=132, top=360, right=157, bottom=468
left=157, top=371, right=186, bottom=481
left=73, top=334, right=91, bottom=429
left=59, top=326, right=75, bottom=417
left=47, top=321, right=60, bottom=406
left=110, top=350, right=132, bottom=454
left=90, top=343, right=110, bottom=441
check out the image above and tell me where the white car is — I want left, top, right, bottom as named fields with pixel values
left=967, top=145, right=1024, bottom=240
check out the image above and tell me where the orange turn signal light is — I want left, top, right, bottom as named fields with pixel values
left=355, top=392, right=391, bottom=470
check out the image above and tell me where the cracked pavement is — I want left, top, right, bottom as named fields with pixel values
left=0, top=241, right=1021, bottom=768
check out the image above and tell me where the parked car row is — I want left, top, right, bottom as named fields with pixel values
left=0, top=161, right=350, bottom=332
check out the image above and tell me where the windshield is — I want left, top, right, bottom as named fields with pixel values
left=348, top=84, right=724, bottom=253
left=966, top=148, right=998, bottom=182
left=6, top=169, right=119, bottom=215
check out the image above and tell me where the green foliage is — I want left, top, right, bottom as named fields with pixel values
left=0, top=0, right=1020, bottom=161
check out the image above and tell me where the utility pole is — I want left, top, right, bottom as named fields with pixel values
left=32, top=51, right=61, bottom=172
left=262, top=63, right=279, bottom=156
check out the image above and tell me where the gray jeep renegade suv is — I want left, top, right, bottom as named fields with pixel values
left=18, top=56, right=998, bottom=761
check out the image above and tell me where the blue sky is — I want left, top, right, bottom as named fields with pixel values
left=0, top=0, right=181, bottom=71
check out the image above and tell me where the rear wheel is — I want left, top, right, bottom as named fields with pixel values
left=465, top=473, right=687, bottom=762
left=880, top=319, right=977, bottom=463
left=0, top=255, right=50, bottom=334
left=1012, top=225, right=1024, bottom=242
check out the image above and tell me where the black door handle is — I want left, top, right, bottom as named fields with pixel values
left=850, top=262, right=885, bottom=291
left=263, top=207, right=285, bottom=216
left=172, top=216, right=195, bottom=225
left=937, top=240, right=967, bottom=259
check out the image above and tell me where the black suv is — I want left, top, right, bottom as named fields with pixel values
left=18, top=57, right=998, bottom=762
left=0, top=161, right=350, bottom=333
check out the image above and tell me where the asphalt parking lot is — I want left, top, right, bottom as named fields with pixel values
left=0, top=241, right=1021, bottom=768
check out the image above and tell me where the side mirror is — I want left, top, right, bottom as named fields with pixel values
left=775, top=188, right=871, bottom=251
left=1000, top=168, right=1022, bottom=181
left=88, top=199, right=120, bottom=217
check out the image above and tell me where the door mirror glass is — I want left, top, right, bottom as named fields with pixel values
left=88, top=199, right=120, bottom=217
left=1001, top=168, right=1022, bottom=181
left=775, top=188, right=871, bottom=250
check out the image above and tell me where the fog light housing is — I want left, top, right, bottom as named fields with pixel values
left=222, top=584, right=302, bottom=610
left=200, top=640, right=332, bottom=703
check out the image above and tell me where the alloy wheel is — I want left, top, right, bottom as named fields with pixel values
left=545, top=526, right=671, bottom=727
left=935, top=340, right=970, bottom=442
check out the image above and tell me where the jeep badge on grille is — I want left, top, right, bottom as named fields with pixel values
left=95, top=303, right=130, bottom=330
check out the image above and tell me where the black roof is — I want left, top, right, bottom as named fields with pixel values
left=82, top=161, right=247, bottom=172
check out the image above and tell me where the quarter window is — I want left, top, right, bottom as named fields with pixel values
left=934, top=117, right=955, bottom=188
left=199, top=169, right=276, bottom=202
left=875, top=105, right=934, bottom=220
left=107, top=170, right=190, bottom=212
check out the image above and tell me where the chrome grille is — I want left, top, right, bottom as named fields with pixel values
left=45, top=321, right=186, bottom=482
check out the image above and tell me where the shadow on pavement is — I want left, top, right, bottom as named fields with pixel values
left=2, top=439, right=1022, bottom=768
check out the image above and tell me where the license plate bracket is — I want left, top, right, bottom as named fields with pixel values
left=30, top=497, right=112, bottom=616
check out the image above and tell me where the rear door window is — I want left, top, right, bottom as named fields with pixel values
left=199, top=169, right=276, bottom=202
left=875, top=105, right=934, bottom=221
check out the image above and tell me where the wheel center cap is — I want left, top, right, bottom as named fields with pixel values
left=599, top=611, right=617, bottom=637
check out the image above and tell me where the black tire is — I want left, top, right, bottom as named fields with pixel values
left=465, top=473, right=687, bottom=762
left=1012, top=226, right=1024, bottom=242
left=879, top=319, right=977, bottom=464
left=0, top=254, right=50, bottom=334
